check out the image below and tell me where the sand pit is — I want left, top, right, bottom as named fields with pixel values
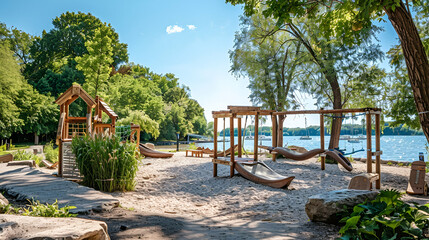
left=87, top=151, right=427, bottom=239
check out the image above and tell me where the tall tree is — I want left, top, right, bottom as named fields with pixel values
left=226, top=0, right=429, bottom=144
left=76, top=28, right=114, bottom=97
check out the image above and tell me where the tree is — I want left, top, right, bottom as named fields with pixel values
left=76, top=28, right=114, bottom=97
left=230, top=14, right=302, bottom=146
left=117, top=110, right=160, bottom=139
left=24, top=11, right=128, bottom=96
left=226, top=0, right=429, bottom=144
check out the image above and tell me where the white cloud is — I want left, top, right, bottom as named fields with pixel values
left=187, top=25, right=197, bottom=30
left=166, top=25, right=184, bottom=34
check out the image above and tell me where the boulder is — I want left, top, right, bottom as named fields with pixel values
left=144, top=143, right=155, bottom=150
left=7, top=160, right=35, bottom=167
left=305, top=189, right=378, bottom=223
left=0, top=214, right=109, bottom=240
left=0, top=193, right=8, bottom=206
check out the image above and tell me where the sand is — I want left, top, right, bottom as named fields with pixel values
left=80, top=151, right=427, bottom=240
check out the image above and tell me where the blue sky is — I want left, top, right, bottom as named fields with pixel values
left=0, top=1, right=400, bottom=128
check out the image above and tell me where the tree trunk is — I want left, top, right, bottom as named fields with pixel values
left=34, top=133, right=39, bottom=145
left=325, top=71, right=343, bottom=150
left=277, top=115, right=286, bottom=147
left=384, top=2, right=429, bottom=143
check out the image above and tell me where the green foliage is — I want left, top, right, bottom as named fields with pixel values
left=387, top=162, right=393, bottom=166
left=71, top=134, right=139, bottom=192
left=117, top=110, right=160, bottom=139
left=22, top=200, right=77, bottom=218
left=76, top=27, right=114, bottom=97
left=0, top=204, right=20, bottom=214
left=339, top=189, right=429, bottom=239
left=12, top=150, right=42, bottom=166
left=44, top=141, right=58, bottom=163
left=188, top=142, right=197, bottom=150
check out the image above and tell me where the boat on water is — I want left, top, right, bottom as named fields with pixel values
left=347, top=138, right=361, bottom=143
left=299, top=136, right=312, bottom=140
left=339, top=135, right=351, bottom=140
left=245, top=135, right=271, bottom=141
left=356, top=135, right=366, bottom=140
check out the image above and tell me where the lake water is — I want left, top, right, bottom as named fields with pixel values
left=196, top=135, right=428, bottom=162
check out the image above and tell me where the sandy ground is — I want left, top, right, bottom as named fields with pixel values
left=76, top=151, right=429, bottom=240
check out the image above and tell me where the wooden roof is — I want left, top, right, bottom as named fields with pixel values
left=212, top=106, right=275, bottom=118
left=99, top=99, right=118, bottom=119
left=55, top=85, right=96, bottom=107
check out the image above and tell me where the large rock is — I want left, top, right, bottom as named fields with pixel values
left=305, top=189, right=378, bottom=223
left=0, top=214, right=109, bottom=239
left=0, top=193, right=8, bottom=206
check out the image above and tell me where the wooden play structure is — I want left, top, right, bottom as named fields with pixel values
left=55, top=85, right=140, bottom=179
left=212, top=106, right=382, bottom=190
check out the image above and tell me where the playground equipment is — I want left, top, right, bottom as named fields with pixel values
left=55, top=85, right=140, bottom=178
left=212, top=106, right=295, bottom=188
left=212, top=106, right=383, bottom=190
left=139, top=144, right=174, bottom=158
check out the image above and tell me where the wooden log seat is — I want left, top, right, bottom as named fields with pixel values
left=0, top=154, right=13, bottom=163
left=186, top=149, right=203, bottom=158
left=348, top=173, right=379, bottom=190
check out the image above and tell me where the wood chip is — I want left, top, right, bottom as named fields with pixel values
left=164, top=211, right=177, bottom=214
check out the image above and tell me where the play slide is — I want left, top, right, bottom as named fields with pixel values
left=263, top=146, right=325, bottom=161
left=234, top=160, right=295, bottom=189
left=325, top=150, right=353, bottom=171
left=139, top=144, right=174, bottom=158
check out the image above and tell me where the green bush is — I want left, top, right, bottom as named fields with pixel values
left=339, top=189, right=429, bottom=239
left=12, top=150, right=42, bottom=166
left=71, top=134, right=139, bottom=192
left=44, top=141, right=58, bottom=163
left=23, top=200, right=76, bottom=217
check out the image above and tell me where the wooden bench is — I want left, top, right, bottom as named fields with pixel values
left=407, top=161, right=427, bottom=195
left=0, top=154, right=13, bottom=163
left=348, top=173, right=379, bottom=190
left=186, top=149, right=203, bottom=158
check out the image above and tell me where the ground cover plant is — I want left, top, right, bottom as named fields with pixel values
left=0, top=199, right=76, bottom=217
left=12, top=150, right=42, bottom=166
left=339, top=189, right=429, bottom=239
left=71, top=134, right=139, bottom=192
left=43, top=141, right=58, bottom=163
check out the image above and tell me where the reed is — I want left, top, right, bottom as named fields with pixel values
left=71, top=134, right=139, bottom=192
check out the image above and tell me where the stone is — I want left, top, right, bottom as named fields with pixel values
left=305, top=189, right=378, bottom=223
left=0, top=193, right=8, bottom=206
left=7, top=160, right=35, bottom=167
left=0, top=214, right=110, bottom=240
left=144, top=143, right=155, bottom=150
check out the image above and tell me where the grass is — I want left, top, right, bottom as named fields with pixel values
left=71, top=134, right=139, bottom=192
left=0, top=199, right=76, bottom=217
left=12, top=150, right=43, bottom=166
left=44, top=141, right=58, bottom=163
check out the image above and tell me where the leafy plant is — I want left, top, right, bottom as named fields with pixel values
left=339, top=189, right=429, bottom=239
left=44, top=141, right=58, bottom=163
left=387, top=161, right=393, bottom=166
left=398, top=162, right=404, bottom=167
left=188, top=142, right=197, bottom=150
left=0, top=204, right=20, bottom=214
left=22, top=200, right=76, bottom=217
left=71, top=134, right=139, bottom=192
left=12, top=150, right=42, bottom=166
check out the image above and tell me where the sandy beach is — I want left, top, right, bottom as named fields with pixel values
left=78, top=151, right=428, bottom=239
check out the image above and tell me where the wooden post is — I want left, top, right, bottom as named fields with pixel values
left=271, top=114, right=277, bottom=161
left=375, top=113, right=381, bottom=189
left=254, top=113, right=259, bottom=162
left=320, top=113, right=325, bottom=170
left=238, top=117, right=242, bottom=158
left=58, top=140, right=63, bottom=177
left=366, top=112, right=373, bottom=175
left=213, top=117, right=218, bottom=177
left=230, top=116, right=235, bottom=178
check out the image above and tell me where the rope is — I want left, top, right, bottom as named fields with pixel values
left=242, top=116, right=249, bottom=157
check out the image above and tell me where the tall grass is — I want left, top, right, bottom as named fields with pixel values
left=71, top=134, right=139, bottom=192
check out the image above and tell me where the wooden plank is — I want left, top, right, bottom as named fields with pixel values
left=212, top=158, right=232, bottom=166
left=254, top=114, right=259, bottom=162
left=230, top=117, right=235, bottom=178
left=238, top=117, right=242, bottom=158
left=212, top=113, right=234, bottom=118
left=56, top=112, right=65, bottom=143
left=375, top=113, right=381, bottom=189
left=275, top=108, right=382, bottom=115
left=227, top=106, right=261, bottom=111
left=271, top=114, right=277, bottom=162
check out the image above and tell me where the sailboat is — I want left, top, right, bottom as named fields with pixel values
left=300, top=117, right=312, bottom=140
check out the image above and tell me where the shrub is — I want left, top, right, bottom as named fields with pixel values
left=12, top=150, right=42, bottom=166
left=339, top=189, right=429, bottom=239
left=71, top=134, right=139, bottom=192
left=23, top=200, right=76, bottom=217
left=44, top=141, right=58, bottom=163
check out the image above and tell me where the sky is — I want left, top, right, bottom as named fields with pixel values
left=0, top=0, right=400, bottom=129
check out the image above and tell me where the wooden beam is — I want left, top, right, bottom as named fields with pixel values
left=213, top=117, right=218, bottom=177
left=375, top=113, right=381, bottom=189
left=237, top=117, right=242, bottom=158
left=275, top=108, right=382, bottom=115
left=320, top=113, right=325, bottom=170
left=254, top=114, right=259, bottom=162
left=230, top=117, right=235, bottom=178
left=227, top=106, right=261, bottom=111
left=366, top=113, right=373, bottom=177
